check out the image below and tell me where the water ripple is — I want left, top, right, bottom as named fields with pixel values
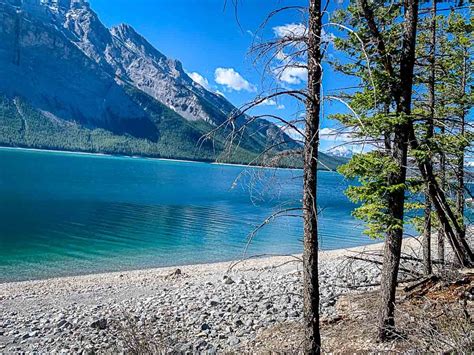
left=0, top=149, right=367, bottom=282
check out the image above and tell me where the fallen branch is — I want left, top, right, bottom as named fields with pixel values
left=345, top=256, right=422, bottom=277
left=403, top=275, right=440, bottom=293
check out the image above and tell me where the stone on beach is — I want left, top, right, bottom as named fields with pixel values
left=90, top=319, right=107, bottom=330
left=223, top=275, right=235, bottom=285
left=0, top=241, right=417, bottom=353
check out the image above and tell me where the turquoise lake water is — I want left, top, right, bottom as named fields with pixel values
left=0, top=148, right=373, bottom=282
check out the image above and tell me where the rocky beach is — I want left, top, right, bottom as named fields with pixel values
left=0, top=240, right=424, bottom=353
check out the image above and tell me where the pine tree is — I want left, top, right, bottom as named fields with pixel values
left=330, top=0, right=473, bottom=340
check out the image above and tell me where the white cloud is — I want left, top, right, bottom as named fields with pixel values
left=275, top=50, right=287, bottom=61
left=323, top=31, right=336, bottom=43
left=215, top=90, right=226, bottom=97
left=273, top=23, right=307, bottom=38
left=271, top=23, right=333, bottom=86
left=275, top=66, right=308, bottom=85
left=258, top=98, right=276, bottom=106
left=214, top=68, right=256, bottom=92
left=271, top=25, right=309, bottom=85
left=188, top=72, right=210, bottom=90
left=257, top=98, right=285, bottom=110
left=320, top=127, right=355, bottom=141
left=273, top=23, right=334, bottom=42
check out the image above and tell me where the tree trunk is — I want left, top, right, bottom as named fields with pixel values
left=302, top=0, right=322, bottom=353
left=456, top=51, right=467, bottom=242
left=423, top=193, right=432, bottom=274
left=423, top=0, right=436, bottom=276
left=456, top=145, right=465, bottom=241
left=438, top=125, right=446, bottom=264
left=378, top=129, right=408, bottom=340
left=378, top=0, right=419, bottom=341
left=408, top=133, right=474, bottom=267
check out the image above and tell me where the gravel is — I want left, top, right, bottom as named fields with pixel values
left=0, top=241, right=420, bottom=353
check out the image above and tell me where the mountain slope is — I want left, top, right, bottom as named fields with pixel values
left=0, top=0, right=342, bottom=169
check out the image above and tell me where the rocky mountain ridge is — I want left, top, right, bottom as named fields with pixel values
left=0, top=0, right=346, bottom=168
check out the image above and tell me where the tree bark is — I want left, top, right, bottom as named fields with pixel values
left=423, top=0, right=436, bottom=276
left=378, top=130, right=408, bottom=341
left=302, top=0, right=322, bottom=353
left=423, top=193, right=432, bottom=274
left=438, top=125, right=446, bottom=264
left=377, top=0, right=419, bottom=341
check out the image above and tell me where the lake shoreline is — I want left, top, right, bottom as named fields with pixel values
left=0, top=239, right=392, bottom=286
left=0, top=145, right=326, bottom=171
left=0, top=239, right=421, bottom=353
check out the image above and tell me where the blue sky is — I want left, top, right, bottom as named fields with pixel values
left=88, top=0, right=356, bottom=152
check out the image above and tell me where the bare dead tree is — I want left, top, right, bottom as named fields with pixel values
left=302, top=1, right=323, bottom=353
left=204, top=1, right=327, bottom=353
left=422, top=0, right=436, bottom=276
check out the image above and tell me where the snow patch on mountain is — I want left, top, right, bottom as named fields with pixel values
left=325, top=145, right=354, bottom=158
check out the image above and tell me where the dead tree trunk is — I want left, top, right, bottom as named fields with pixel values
left=302, top=0, right=322, bottom=353
left=377, top=0, right=419, bottom=341
left=423, top=0, right=436, bottom=276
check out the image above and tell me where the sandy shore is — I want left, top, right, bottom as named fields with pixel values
left=0, top=239, right=425, bottom=353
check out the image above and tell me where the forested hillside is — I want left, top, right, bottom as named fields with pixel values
left=0, top=96, right=346, bottom=168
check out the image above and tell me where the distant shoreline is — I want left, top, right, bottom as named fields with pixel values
left=0, top=145, right=335, bottom=172
left=0, top=146, right=204, bottom=164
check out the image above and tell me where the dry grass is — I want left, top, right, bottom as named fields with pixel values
left=113, top=311, right=184, bottom=354
left=399, top=274, right=473, bottom=352
left=245, top=273, right=473, bottom=353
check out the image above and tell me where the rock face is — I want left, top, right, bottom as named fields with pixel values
left=0, top=0, right=156, bottom=139
left=108, top=23, right=234, bottom=125
left=0, top=0, right=297, bottom=157
left=57, top=0, right=238, bottom=125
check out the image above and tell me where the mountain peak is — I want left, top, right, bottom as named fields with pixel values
left=43, top=0, right=88, bottom=10
left=4, top=0, right=90, bottom=14
left=110, top=22, right=170, bottom=67
left=326, top=146, right=354, bottom=158
left=110, top=23, right=137, bottom=38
